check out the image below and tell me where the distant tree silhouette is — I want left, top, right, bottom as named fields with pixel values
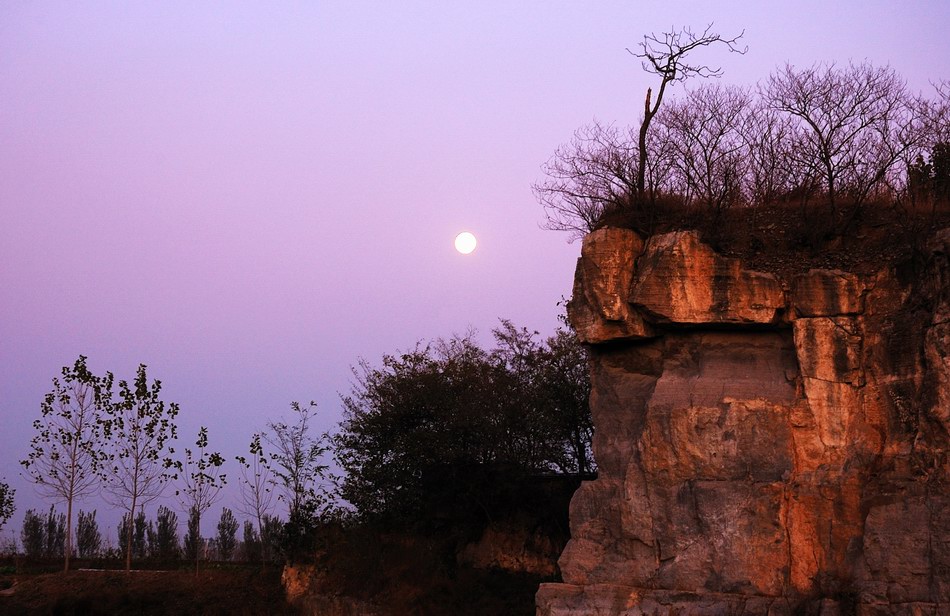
left=43, top=506, right=65, bottom=558
left=183, top=506, right=201, bottom=564
left=242, top=520, right=261, bottom=562
left=216, top=508, right=238, bottom=561
left=76, top=510, right=102, bottom=558
left=0, top=480, right=13, bottom=535
left=117, top=508, right=148, bottom=561
left=147, top=505, right=180, bottom=560
left=20, top=509, right=45, bottom=558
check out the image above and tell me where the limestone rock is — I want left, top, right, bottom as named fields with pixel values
left=457, top=523, right=561, bottom=576
left=568, top=227, right=654, bottom=344
left=629, top=231, right=785, bottom=325
left=541, top=227, right=950, bottom=616
left=791, top=269, right=865, bottom=317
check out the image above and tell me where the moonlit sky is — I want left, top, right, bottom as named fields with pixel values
left=2, top=2, right=948, bottom=541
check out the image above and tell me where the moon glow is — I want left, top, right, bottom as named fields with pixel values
left=454, top=231, right=477, bottom=254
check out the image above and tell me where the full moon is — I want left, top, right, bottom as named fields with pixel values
left=454, top=231, right=477, bottom=255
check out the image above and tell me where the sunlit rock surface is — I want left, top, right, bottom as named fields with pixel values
left=539, top=229, right=950, bottom=615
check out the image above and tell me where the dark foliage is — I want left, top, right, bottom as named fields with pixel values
left=335, top=322, right=592, bottom=528
left=147, top=505, right=180, bottom=560
left=76, top=509, right=101, bottom=558
left=216, top=508, right=238, bottom=561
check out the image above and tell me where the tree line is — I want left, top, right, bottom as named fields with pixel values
left=13, top=504, right=282, bottom=565
left=13, top=357, right=332, bottom=572
left=536, top=25, right=950, bottom=238
left=5, top=319, right=591, bottom=568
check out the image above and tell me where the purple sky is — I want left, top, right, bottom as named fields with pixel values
left=2, top=2, right=949, bottom=542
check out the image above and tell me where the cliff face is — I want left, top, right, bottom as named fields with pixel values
left=538, top=228, right=950, bottom=615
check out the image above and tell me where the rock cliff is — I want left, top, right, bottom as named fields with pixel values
left=538, top=228, right=950, bottom=615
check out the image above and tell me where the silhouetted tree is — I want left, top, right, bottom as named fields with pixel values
left=260, top=514, right=284, bottom=563
left=765, top=61, right=913, bottom=218
left=76, top=510, right=102, bottom=558
left=266, top=402, right=331, bottom=553
left=43, top=506, right=66, bottom=558
left=118, top=508, right=148, bottom=560
left=103, top=364, right=180, bottom=571
left=183, top=506, right=201, bottom=563
left=739, top=99, right=799, bottom=210
left=242, top=520, right=261, bottom=562
left=147, top=506, right=180, bottom=560
left=336, top=321, right=592, bottom=524
left=21, top=356, right=111, bottom=571
left=20, top=509, right=45, bottom=558
left=659, top=83, right=750, bottom=213
left=176, top=426, right=226, bottom=573
left=235, top=433, right=275, bottom=563
left=216, top=508, right=238, bottom=561
left=0, top=480, right=13, bottom=535
left=535, top=122, right=639, bottom=238
left=632, top=24, right=747, bottom=203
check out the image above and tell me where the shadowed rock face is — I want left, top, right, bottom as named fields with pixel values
left=542, top=229, right=950, bottom=615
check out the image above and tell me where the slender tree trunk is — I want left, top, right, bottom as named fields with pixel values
left=65, top=496, right=73, bottom=572
left=637, top=88, right=652, bottom=202
left=195, top=510, right=200, bottom=576
left=125, top=493, right=137, bottom=571
left=257, top=512, right=267, bottom=571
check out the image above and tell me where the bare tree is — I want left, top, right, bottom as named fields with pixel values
left=765, top=61, right=913, bottom=219
left=21, top=356, right=110, bottom=571
left=659, top=83, right=751, bottom=214
left=103, top=364, right=179, bottom=571
left=176, top=426, right=226, bottom=573
left=632, top=24, right=747, bottom=202
left=919, top=81, right=950, bottom=149
left=739, top=99, right=800, bottom=208
left=534, top=121, right=638, bottom=239
left=266, top=402, right=331, bottom=527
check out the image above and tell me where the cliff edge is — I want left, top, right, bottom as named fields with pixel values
left=538, top=227, right=950, bottom=615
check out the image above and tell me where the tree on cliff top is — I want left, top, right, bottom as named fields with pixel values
left=632, top=24, right=747, bottom=205
left=537, top=25, right=745, bottom=237
left=765, top=61, right=914, bottom=219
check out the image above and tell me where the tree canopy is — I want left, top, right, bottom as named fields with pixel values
left=334, top=322, right=592, bottom=525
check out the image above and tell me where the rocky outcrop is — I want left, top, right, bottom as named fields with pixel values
left=457, top=522, right=562, bottom=576
left=542, top=229, right=950, bottom=615
left=283, top=564, right=381, bottom=616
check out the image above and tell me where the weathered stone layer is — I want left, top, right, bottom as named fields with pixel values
left=545, top=229, right=950, bottom=615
